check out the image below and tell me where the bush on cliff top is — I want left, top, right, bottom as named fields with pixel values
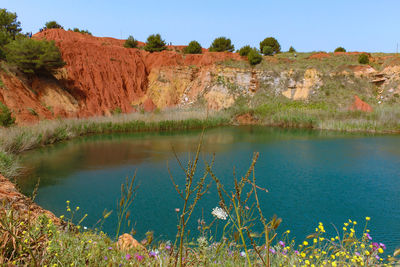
left=0, top=8, right=22, bottom=39
left=5, top=38, right=65, bottom=75
left=334, top=47, right=346, bottom=52
left=358, top=53, right=369, bottom=64
left=45, top=21, right=63, bottom=29
left=248, top=48, right=262, bottom=65
left=144, top=34, right=167, bottom=52
left=238, top=45, right=252, bottom=56
left=124, top=35, right=138, bottom=48
left=0, top=9, right=22, bottom=59
left=183, top=40, right=202, bottom=54
left=69, top=28, right=92, bottom=35
left=260, top=37, right=280, bottom=55
left=262, top=46, right=274, bottom=56
left=209, top=37, right=234, bottom=52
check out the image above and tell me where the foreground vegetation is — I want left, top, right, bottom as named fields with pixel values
left=1, top=139, right=399, bottom=266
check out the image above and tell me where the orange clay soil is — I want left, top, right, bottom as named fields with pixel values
left=0, top=29, right=242, bottom=123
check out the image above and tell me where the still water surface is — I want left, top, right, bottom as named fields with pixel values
left=17, top=127, right=400, bottom=252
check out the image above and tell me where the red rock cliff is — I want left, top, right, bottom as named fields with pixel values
left=0, top=29, right=242, bottom=123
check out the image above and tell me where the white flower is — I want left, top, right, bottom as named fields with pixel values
left=83, top=226, right=87, bottom=230
left=240, top=251, right=246, bottom=257
left=197, top=236, right=208, bottom=247
left=211, top=207, right=228, bottom=220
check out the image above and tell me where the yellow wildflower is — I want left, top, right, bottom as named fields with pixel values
left=365, top=217, right=370, bottom=221
left=303, top=241, right=308, bottom=246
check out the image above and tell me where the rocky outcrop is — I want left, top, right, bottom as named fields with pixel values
left=0, top=174, right=59, bottom=223
left=117, top=233, right=146, bottom=251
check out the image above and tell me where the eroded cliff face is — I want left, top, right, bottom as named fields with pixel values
left=1, top=29, right=400, bottom=124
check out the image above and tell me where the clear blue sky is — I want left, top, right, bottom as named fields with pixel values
left=2, top=0, right=400, bottom=52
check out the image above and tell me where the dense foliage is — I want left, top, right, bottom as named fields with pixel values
left=238, top=45, right=252, bottom=56
left=45, top=21, right=63, bottom=29
left=144, top=34, right=167, bottom=52
left=209, top=37, right=234, bottom=52
left=262, top=46, right=274, bottom=56
left=0, top=9, right=22, bottom=38
left=0, top=9, right=22, bottom=59
left=247, top=48, right=262, bottom=65
left=260, top=37, right=280, bottom=55
left=124, top=35, right=138, bottom=48
left=183, top=40, right=202, bottom=54
left=5, top=38, right=65, bottom=75
left=334, top=47, right=346, bottom=52
left=0, top=102, right=15, bottom=127
left=358, top=53, right=369, bottom=64
left=288, top=46, right=296, bottom=53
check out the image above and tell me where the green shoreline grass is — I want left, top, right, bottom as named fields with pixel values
left=1, top=104, right=400, bottom=178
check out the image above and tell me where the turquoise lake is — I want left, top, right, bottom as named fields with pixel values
left=17, top=126, right=400, bottom=252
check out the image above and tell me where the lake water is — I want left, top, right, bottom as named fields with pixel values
left=17, top=126, right=400, bottom=252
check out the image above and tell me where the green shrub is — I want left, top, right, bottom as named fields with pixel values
left=0, top=9, right=22, bottom=59
left=144, top=34, right=167, bottom=52
left=247, top=48, right=262, bottom=65
left=45, top=21, right=63, bottom=29
left=0, top=102, right=15, bottom=127
left=123, top=35, right=138, bottom=48
left=0, top=8, right=22, bottom=38
left=238, top=45, right=252, bottom=56
left=260, top=37, right=280, bottom=55
left=288, top=46, right=296, bottom=53
left=183, top=40, right=202, bottom=54
left=262, top=46, right=274, bottom=56
left=358, top=53, right=369, bottom=64
left=5, top=38, right=65, bottom=75
left=334, top=47, right=346, bottom=52
left=69, top=28, right=91, bottom=35
left=209, top=37, right=234, bottom=52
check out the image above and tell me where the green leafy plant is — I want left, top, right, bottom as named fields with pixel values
left=209, top=37, right=234, bottom=52
left=5, top=38, right=65, bottom=75
left=0, top=8, right=22, bottom=38
left=123, top=35, right=138, bottom=48
left=358, top=53, right=369, bottom=64
left=144, top=34, right=167, bottom=52
left=248, top=48, right=262, bottom=65
left=334, top=47, right=346, bottom=52
left=44, top=21, right=63, bottom=29
left=183, top=40, right=202, bottom=54
left=238, top=45, right=252, bottom=56
left=0, top=102, right=15, bottom=127
left=262, top=46, right=274, bottom=56
left=260, top=37, right=280, bottom=55
left=69, top=28, right=91, bottom=35
left=288, top=46, right=296, bottom=53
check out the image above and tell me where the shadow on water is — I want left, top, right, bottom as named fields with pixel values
left=16, top=126, right=400, bottom=252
